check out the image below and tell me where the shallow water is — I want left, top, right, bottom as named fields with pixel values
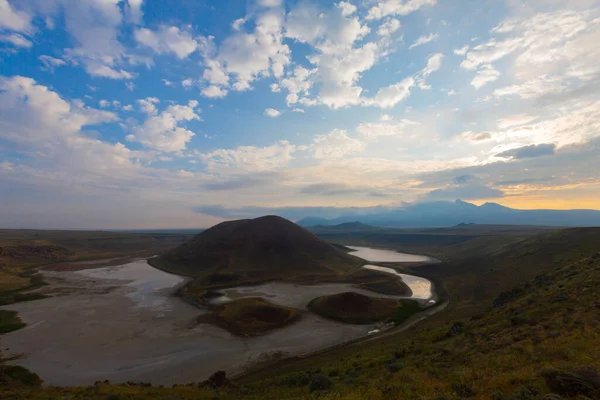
left=347, top=246, right=433, bottom=263
left=0, top=246, right=435, bottom=386
left=77, top=260, right=187, bottom=310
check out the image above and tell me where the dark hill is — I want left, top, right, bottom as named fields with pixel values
left=152, top=215, right=364, bottom=287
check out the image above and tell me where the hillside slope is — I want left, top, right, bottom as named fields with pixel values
left=152, top=215, right=364, bottom=287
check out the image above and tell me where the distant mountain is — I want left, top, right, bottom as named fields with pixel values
left=151, top=215, right=364, bottom=286
left=295, top=217, right=332, bottom=227
left=309, top=222, right=380, bottom=232
left=296, top=200, right=600, bottom=228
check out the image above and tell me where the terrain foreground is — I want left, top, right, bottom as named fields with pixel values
left=0, top=227, right=599, bottom=399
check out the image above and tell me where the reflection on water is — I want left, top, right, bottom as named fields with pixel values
left=347, top=246, right=433, bottom=263
left=363, top=265, right=432, bottom=299
left=76, top=260, right=187, bottom=310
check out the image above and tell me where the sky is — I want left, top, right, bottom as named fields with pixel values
left=0, top=0, right=599, bottom=229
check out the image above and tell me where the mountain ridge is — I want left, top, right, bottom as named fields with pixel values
left=296, top=200, right=600, bottom=228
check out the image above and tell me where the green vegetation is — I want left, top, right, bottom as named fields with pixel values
left=308, top=292, right=421, bottom=325
left=0, top=310, right=25, bottom=334
left=151, top=216, right=365, bottom=301
left=196, top=298, right=302, bottom=337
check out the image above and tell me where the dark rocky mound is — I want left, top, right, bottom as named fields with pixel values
left=308, top=291, right=406, bottom=324
left=196, top=298, right=301, bottom=337
left=153, top=215, right=364, bottom=284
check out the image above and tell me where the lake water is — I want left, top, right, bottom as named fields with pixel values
left=347, top=246, right=434, bottom=263
left=0, top=246, right=435, bottom=386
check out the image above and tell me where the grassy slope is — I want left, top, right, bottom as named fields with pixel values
left=2, top=227, right=599, bottom=399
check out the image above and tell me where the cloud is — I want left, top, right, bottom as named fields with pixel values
left=0, top=33, right=32, bottom=48
left=201, top=85, right=228, bottom=98
left=201, top=172, right=281, bottom=191
left=312, top=129, right=365, bottom=159
left=461, top=131, right=493, bottom=142
left=377, top=18, right=401, bottom=36
left=39, top=55, right=66, bottom=72
left=356, top=119, right=419, bottom=138
left=425, top=184, right=505, bottom=201
left=453, top=45, right=469, bottom=55
left=298, top=183, right=365, bottom=196
left=42, top=0, right=135, bottom=80
left=495, top=143, right=556, bottom=159
left=193, top=204, right=386, bottom=220
left=497, top=114, right=538, bottom=129
left=366, top=0, right=437, bottom=20
left=200, top=141, right=296, bottom=173
left=368, top=77, right=415, bottom=108
left=471, top=64, right=500, bottom=89
left=137, top=97, right=160, bottom=115
left=134, top=26, right=198, bottom=59
left=0, top=0, right=32, bottom=32
left=128, top=103, right=200, bottom=152
left=409, top=33, right=439, bottom=49
left=126, top=0, right=144, bottom=24
left=264, top=108, right=281, bottom=117
left=205, top=8, right=290, bottom=91
left=285, top=1, right=376, bottom=109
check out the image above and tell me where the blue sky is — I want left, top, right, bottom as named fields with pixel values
left=1, top=0, right=599, bottom=229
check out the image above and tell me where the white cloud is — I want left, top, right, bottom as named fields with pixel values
left=182, top=78, right=195, bottom=88
left=415, top=52, right=443, bottom=89
left=257, top=0, right=283, bottom=7
left=338, top=1, right=357, bottom=17
left=367, top=77, right=415, bottom=108
left=210, top=9, right=291, bottom=91
left=99, top=100, right=110, bottom=108
left=356, top=119, right=420, bottom=138
left=201, top=85, right=228, bottom=98
left=497, top=114, right=538, bottom=129
left=52, top=1, right=134, bottom=80
left=232, top=18, right=246, bottom=31
left=270, top=83, right=281, bottom=92
left=0, top=33, right=32, bottom=48
left=292, top=108, right=305, bottom=113
left=127, top=0, right=144, bottom=24
left=312, top=129, right=365, bottom=159
left=279, top=65, right=314, bottom=105
left=366, top=0, right=437, bottom=20
left=129, top=104, right=200, bottom=152
left=286, top=1, right=375, bottom=109
left=134, top=26, right=198, bottom=59
left=122, top=105, right=133, bottom=111
left=201, top=141, right=296, bottom=172
left=409, top=33, right=439, bottom=49
left=202, top=59, right=229, bottom=86
left=162, top=79, right=172, bottom=86
left=377, top=18, right=401, bottom=36
left=137, top=97, right=160, bottom=115
left=0, top=0, right=32, bottom=32
left=264, top=108, right=281, bottom=117
left=493, top=75, right=566, bottom=99
left=453, top=45, right=469, bottom=55
left=471, top=64, right=501, bottom=89
left=447, top=89, right=457, bottom=96
left=39, top=55, right=66, bottom=72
